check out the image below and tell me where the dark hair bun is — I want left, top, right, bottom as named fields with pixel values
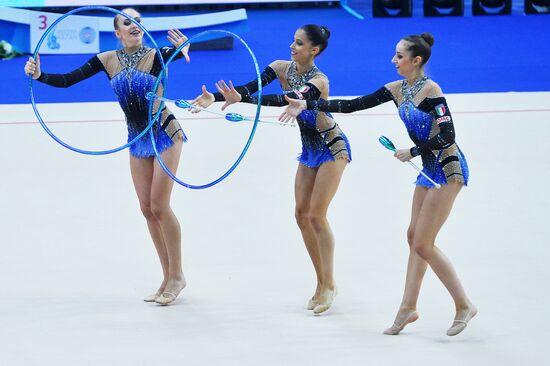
left=420, top=32, right=434, bottom=47
left=320, top=26, right=331, bottom=41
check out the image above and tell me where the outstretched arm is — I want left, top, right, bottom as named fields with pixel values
left=279, top=86, right=394, bottom=122
left=27, top=55, right=104, bottom=88
left=190, top=65, right=278, bottom=112
left=212, top=65, right=278, bottom=103
left=215, top=79, right=323, bottom=110
left=308, top=86, right=394, bottom=113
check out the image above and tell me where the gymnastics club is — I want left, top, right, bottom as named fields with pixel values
left=146, top=92, right=294, bottom=127
left=378, top=136, right=441, bottom=189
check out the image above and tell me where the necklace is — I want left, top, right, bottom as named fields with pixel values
left=117, top=46, right=148, bottom=84
left=401, top=75, right=428, bottom=119
left=287, top=62, right=319, bottom=90
left=401, top=75, right=429, bottom=103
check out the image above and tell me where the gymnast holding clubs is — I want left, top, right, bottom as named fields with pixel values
left=24, top=8, right=191, bottom=306
left=279, top=32, right=477, bottom=335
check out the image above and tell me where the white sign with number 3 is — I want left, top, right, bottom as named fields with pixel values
left=30, top=11, right=99, bottom=54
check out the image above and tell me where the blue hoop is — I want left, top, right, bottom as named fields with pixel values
left=149, top=30, right=262, bottom=189
left=29, top=6, right=167, bottom=155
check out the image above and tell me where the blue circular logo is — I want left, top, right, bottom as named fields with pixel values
left=79, top=27, right=96, bottom=44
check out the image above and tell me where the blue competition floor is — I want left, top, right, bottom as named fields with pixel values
left=1, top=7, right=549, bottom=104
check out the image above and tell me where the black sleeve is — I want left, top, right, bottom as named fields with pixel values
left=160, top=46, right=185, bottom=62
left=239, top=82, right=322, bottom=107
left=410, top=97, right=456, bottom=157
left=304, top=86, right=395, bottom=113
left=213, top=65, right=278, bottom=102
left=151, top=46, right=185, bottom=76
left=36, top=56, right=104, bottom=88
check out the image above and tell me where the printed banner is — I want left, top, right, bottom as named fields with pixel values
left=30, top=11, right=99, bottom=54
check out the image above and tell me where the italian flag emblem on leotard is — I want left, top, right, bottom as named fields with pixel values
left=435, top=104, right=446, bottom=116
left=299, top=85, right=310, bottom=93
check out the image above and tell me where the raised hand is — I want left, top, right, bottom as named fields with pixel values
left=278, top=95, right=306, bottom=123
left=24, top=55, right=41, bottom=79
left=190, top=85, right=214, bottom=113
left=167, top=29, right=190, bottom=63
left=215, top=80, right=241, bottom=111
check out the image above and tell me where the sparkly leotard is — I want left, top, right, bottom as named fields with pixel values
left=37, top=46, right=186, bottom=158
left=215, top=60, right=351, bottom=168
left=307, top=76, right=468, bottom=187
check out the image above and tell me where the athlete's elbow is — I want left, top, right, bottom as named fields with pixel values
left=441, top=132, right=456, bottom=146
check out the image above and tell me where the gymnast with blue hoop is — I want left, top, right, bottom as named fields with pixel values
left=192, top=25, right=350, bottom=315
left=279, top=33, right=477, bottom=335
left=24, top=8, right=190, bottom=305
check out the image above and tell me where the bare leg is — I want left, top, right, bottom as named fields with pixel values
left=295, top=164, right=322, bottom=307
left=130, top=155, right=169, bottom=300
left=411, top=182, right=476, bottom=335
left=308, top=159, right=347, bottom=314
left=401, top=186, right=430, bottom=309
left=151, top=140, right=186, bottom=305
left=384, top=186, right=429, bottom=334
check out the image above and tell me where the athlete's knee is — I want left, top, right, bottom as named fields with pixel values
left=150, top=202, right=170, bottom=220
left=295, top=207, right=310, bottom=229
left=411, top=240, right=432, bottom=260
left=407, top=228, right=415, bottom=247
left=309, top=212, right=327, bottom=233
left=140, top=203, right=155, bottom=220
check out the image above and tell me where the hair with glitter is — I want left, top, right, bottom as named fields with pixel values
left=300, top=24, right=331, bottom=56
left=402, top=32, right=434, bottom=66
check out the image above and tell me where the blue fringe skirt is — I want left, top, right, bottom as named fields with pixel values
left=297, top=110, right=352, bottom=168
left=416, top=145, right=469, bottom=188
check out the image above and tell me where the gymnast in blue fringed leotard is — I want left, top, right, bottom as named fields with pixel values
left=24, top=9, right=191, bottom=305
left=192, top=24, right=349, bottom=315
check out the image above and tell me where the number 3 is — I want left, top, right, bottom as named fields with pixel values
left=38, top=15, right=47, bottom=30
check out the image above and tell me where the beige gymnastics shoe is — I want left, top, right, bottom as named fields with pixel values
left=447, top=306, right=477, bottom=336
left=155, top=279, right=186, bottom=306
left=313, top=287, right=337, bottom=315
left=307, top=297, right=318, bottom=310
left=383, top=310, right=419, bottom=335
left=143, top=291, right=162, bottom=303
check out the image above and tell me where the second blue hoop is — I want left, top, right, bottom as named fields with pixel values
left=149, top=30, right=262, bottom=189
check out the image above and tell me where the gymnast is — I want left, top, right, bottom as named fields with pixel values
left=279, top=33, right=477, bottom=335
left=192, top=25, right=350, bottom=314
left=24, top=8, right=190, bottom=305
